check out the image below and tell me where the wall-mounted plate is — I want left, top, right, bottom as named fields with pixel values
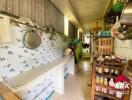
left=23, top=31, right=41, bottom=49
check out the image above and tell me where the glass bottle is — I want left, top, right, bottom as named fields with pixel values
left=104, top=78, right=108, bottom=86
left=96, top=76, right=100, bottom=84
left=115, top=70, right=119, bottom=76
left=109, top=78, right=115, bottom=87
left=100, top=77, right=104, bottom=85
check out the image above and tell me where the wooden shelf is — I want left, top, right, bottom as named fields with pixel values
left=91, top=62, right=96, bottom=100
left=91, top=60, right=131, bottom=100
left=96, top=73, right=117, bottom=79
left=103, top=62, right=125, bottom=67
left=96, top=91, right=122, bottom=100
left=97, top=37, right=112, bottom=38
left=103, top=65, right=124, bottom=70
left=95, top=84, right=130, bottom=92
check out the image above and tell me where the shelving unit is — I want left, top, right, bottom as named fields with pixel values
left=96, top=91, right=122, bottom=100
left=91, top=60, right=131, bottom=100
left=98, top=37, right=114, bottom=55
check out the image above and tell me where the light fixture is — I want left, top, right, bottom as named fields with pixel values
left=64, top=16, right=69, bottom=36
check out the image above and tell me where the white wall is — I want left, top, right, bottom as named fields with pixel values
left=0, top=25, right=67, bottom=79
left=114, top=37, right=132, bottom=59
left=83, top=33, right=90, bottom=44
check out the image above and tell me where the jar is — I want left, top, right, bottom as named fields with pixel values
left=116, top=91, right=123, bottom=98
left=116, top=58, right=121, bottom=63
left=98, top=67, right=103, bottom=74
left=104, top=68, right=109, bottom=74
left=99, top=77, right=104, bottom=85
left=95, top=85, right=101, bottom=92
left=96, top=76, right=100, bottom=84
left=109, top=89, right=114, bottom=95
left=103, top=87, right=107, bottom=94
left=109, top=78, right=115, bottom=87
left=104, top=78, right=108, bottom=86
left=105, top=56, right=110, bottom=61
left=115, top=70, right=119, bottom=76
left=95, top=67, right=98, bottom=72
left=110, top=69, right=114, bottom=74
left=111, top=55, right=116, bottom=59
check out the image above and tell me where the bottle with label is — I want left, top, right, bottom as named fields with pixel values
left=104, top=78, right=108, bottom=86
left=111, top=69, right=115, bottom=76
left=109, top=78, right=115, bottom=87
left=98, top=67, right=103, bottom=74
left=104, top=68, right=109, bottom=75
left=96, top=85, right=101, bottom=92
left=102, top=87, right=107, bottom=94
left=108, top=78, right=115, bottom=95
left=109, top=88, right=115, bottom=95
left=115, top=70, right=119, bottom=76
left=100, top=77, right=104, bottom=85
left=96, top=76, right=100, bottom=84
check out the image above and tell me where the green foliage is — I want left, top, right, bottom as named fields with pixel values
left=113, top=1, right=124, bottom=13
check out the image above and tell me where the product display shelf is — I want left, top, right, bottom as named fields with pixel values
left=96, top=73, right=117, bottom=79
left=91, top=61, right=96, bottom=100
left=96, top=91, right=122, bottom=100
left=95, top=84, right=130, bottom=92
left=97, top=37, right=114, bottom=55
left=103, top=65, right=124, bottom=70
left=91, top=60, right=131, bottom=100
left=103, top=62, right=126, bottom=67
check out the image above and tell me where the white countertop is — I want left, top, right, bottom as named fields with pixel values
left=3, top=57, right=68, bottom=91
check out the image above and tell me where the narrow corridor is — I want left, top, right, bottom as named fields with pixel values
left=51, top=58, right=91, bottom=100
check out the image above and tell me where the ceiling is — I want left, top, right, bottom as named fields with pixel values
left=51, top=0, right=111, bottom=32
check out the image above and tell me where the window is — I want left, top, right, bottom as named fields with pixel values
left=64, top=16, right=69, bottom=36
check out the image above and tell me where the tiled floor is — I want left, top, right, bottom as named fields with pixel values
left=51, top=58, right=91, bottom=100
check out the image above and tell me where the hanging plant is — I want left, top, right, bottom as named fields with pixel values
left=113, top=0, right=124, bottom=13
